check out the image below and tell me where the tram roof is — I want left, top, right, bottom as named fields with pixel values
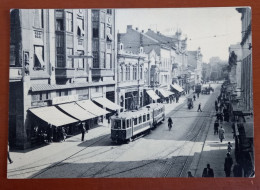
left=111, top=103, right=164, bottom=119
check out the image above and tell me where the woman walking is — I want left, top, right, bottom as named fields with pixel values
left=218, top=126, right=225, bottom=143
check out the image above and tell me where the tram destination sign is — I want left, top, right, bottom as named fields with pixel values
left=52, top=95, right=79, bottom=105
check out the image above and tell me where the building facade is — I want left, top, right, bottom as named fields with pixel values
left=117, top=41, right=145, bottom=111
left=236, top=8, right=253, bottom=112
left=187, top=47, right=203, bottom=85
left=9, top=9, right=117, bottom=149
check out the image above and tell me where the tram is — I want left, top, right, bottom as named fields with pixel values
left=111, top=103, right=165, bottom=143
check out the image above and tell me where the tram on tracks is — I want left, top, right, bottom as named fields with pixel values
left=110, top=103, right=165, bottom=143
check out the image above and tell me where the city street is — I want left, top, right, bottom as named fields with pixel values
left=8, top=83, right=222, bottom=178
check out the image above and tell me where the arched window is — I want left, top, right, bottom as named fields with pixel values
left=126, top=66, right=130, bottom=80
left=133, top=66, right=137, bottom=80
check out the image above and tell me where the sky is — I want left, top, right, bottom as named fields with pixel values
left=115, top=7, right=242, bottom=63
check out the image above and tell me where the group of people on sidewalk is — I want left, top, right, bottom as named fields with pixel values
left=187, top=84, right=243, bottom=177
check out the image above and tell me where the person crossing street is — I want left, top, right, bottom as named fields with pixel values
left=197, top=103, right=202, bottom=112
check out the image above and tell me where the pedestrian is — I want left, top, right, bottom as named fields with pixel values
left=197, top=92, right=199, bottom=98
left=61, top=127, right=66, bottom=141
left=85, top=121, right=89, bottom=133
left=224, top=153, right=233, bottom=177
left=187, top=171, right=193, bottom=177
left=202, top=164, right=214, bottom=177
left=7, top=142, right=13, bottom=164
left=233, top=163, right=243, bottom=177
left=47, top=124, right=53, bottom=143
left=193, top=94, right=196, bottom=101
left=227, top=142, right=232, bottom=153
left=218, top=126, right=225, bottom=143
left=214, top=120, right=219, bottom=135
left=197, top=103, right=202, bottom=112
left=80, top=122, right=86, bottom=141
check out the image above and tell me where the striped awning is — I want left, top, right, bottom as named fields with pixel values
left=146, top=90, right=160, bottom=100
left=30, top=106, right=78, bottom=126
left=93, top=97, right=121, bottom=111
left=58, top=102, right=96, bottom=121
left=170, top=84, right=184, bottom=92
left=77, top=100, right=110, bottom=116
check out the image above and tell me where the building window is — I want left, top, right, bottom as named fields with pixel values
left=34, top=46, right=44, bottom=68
left=126, top=66, right=130, bottom=80
left=33, top=9, right=43, bottom=28
left=93, top=51, right=99, bottom=68
left=107, top=43, right=111, bottom=50
left=95, top=87, right=99, bottom=92
left=66, top=12, right=73, bottom=32
left=10, top=45, right=15, bottom=66
left=107, top=9, right=112, bottom=14
left=56, top=90, right=69, bottom=97
left=101, top=52, right=105, bottom=68
left=77, top=50, right=84, bottom=68
left=67, top=48, right=73, bottom=68
left=93, top=22, right=99, bottom=38
left=56, top=33, right=65, bottom=67
left=77, top=18, right=84, bottom=36
left=133, top=66, right=137, bottom=80
left=56, top=19, right=64, bottom=31
left=100, top=23, right=105, bottom=39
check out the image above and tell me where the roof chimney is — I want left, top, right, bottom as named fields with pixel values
left=157, top=31, right=160, bottom=35
left=136, top=27, right=139, bottom=31
left=127, top=25, right=132, bottom=30
left=142, top=30, right=144, bottom=33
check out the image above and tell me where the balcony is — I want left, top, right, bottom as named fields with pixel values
left=91, top=68, right=114, bottom=77
left=55, top=67, right=88, bottom=79
left=9, top=67, right=23, bottom=81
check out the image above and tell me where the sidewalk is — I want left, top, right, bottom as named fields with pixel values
left=191, top=119, right=236, bottom=177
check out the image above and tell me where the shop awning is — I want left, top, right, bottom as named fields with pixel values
left=29, top=106, right=78, bottom=127
left=146, top=90, right=160, bottom=100
left=58, top=102, right=96, bottom=121
left=77, top=100, right=110, bottom=116
left=158, top=89, right=169, bottom=98
left=93, top=97, right=121, bottom=111
left=170, top=84, right=184, bottom=92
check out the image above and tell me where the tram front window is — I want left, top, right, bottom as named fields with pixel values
left=122, top=120, right=126, bottom=129
left=113, top=120, right=121, bottom=129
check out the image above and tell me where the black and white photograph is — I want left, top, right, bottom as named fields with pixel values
left=7, top=7, right=254, bottom=178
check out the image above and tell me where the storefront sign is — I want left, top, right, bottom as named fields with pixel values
left=52, top=95, right=79, bottom=105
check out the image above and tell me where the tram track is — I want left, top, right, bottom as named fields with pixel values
left=91, top=88, right=219, bottom=178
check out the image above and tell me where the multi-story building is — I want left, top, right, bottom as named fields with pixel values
left=117, top=25, right=174, bottom=106
left=187, top=47, right=203, bottom=85
left=9, top=9, right=118, bottom=149
left=117, top=39, right=145, bottom=111
left=145, top=29, right=188, bottom=88
left=236, top=8, right=253, bottom=112
left=233, top=7, right=254, bottom=177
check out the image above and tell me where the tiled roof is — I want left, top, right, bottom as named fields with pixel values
left=31, top=81, right=116, bottom=92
